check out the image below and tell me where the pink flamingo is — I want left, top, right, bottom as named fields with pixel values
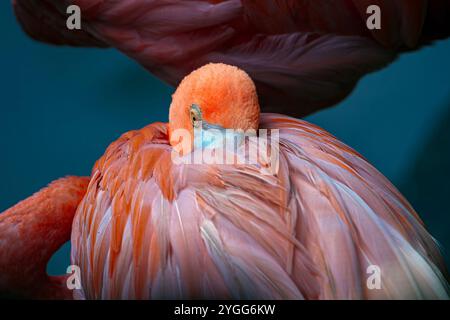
left=1, top=64, right=448, bottom=299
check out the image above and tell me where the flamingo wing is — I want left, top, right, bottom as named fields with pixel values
left=72, top=116, right=449, bottom=299
left=261, top=114, right=449, bottom=299
left=12, top=0, right=450, bottom=117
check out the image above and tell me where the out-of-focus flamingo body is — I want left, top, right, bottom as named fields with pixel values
left=13, top=0, right=450, bottom=117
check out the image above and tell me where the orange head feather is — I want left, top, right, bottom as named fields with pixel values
left=168, top=63, right=260, bottom=150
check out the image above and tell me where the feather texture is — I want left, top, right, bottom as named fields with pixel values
left=71, top=115, right=449, bottom=299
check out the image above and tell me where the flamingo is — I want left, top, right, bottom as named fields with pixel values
left=1, top=63, right=449, bottom=299
left=12, top=0, right=450, bottom=117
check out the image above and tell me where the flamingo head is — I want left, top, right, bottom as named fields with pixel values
left=169, top=63, right=260, bottom=152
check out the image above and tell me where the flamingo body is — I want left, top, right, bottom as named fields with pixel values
left=71, top=113, right=448, bottom=299
left=13, top=0, right=450, bottom=117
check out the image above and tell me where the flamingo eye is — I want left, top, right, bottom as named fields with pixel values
left=190, top=105, right=202, bottom=128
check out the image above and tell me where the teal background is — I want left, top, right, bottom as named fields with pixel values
left=0, top=2, right=449, bottom=275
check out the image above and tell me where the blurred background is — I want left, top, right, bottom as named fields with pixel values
left=0, top=2, right=449, bottom=274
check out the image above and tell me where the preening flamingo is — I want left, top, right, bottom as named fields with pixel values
left=1, top=64, right=449, bottom=299
left=12, top=0, right=450, bottom=117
